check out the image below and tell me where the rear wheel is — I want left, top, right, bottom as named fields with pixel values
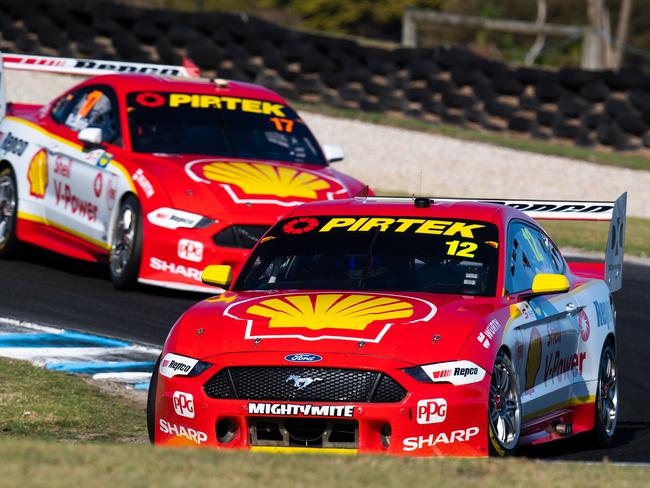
left=0, top=166, right=19, bottom=258
left=110, top=195, right=143, bottom=289
left=592, top=343, right=618, bottom=446
left=147, top=355, right=161, bottom=444
left=488, top=350, right=522, bottom=456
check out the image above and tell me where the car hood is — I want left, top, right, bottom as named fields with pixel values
left=134, top=154, right=359, bottom=219
left=169, top=290, right=498, bottom=365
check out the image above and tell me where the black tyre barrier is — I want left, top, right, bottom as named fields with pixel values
left=582, top=111, right=607, bottom=131
left=428, top=78, right=453, bottom=96
left=519, top=95, right=541, bottom=111
left=597, top=122, right=630, bottom=150
left=535, top=80, right=566, bottom=103
left=2, top=1, right=650, bottom=153
left=485, top=100, right=516, bottom=119
left=575, top=127, right=596, bottom=147
left=558, top=68, right=599, bottom=89
left=472, top=81, right=498, bottom=103
left=508, top=116, right=533, bottom=133
left=580, top=80, right=610, bottom=102
left=604, top=97, right=635, bottom=118
left=443, top=92, right=478, bottom=109
left=133, top=20, right=162, bottom=44
left=617, top=114, right=648, bottom=137
left=557, top=95, right=590, bottom=118
left=492, top=75, right=524, bottom=96
left=553, top=119, right=580, bottom=139
left=186, top=39, right=224, bottom=70
left=536, top=110, right=558, bottom=127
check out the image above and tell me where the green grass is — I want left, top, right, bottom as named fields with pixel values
left=541, top=217, right=650, bottom=258
left=0, top=358, right=146, bottom=443
left=294, top=101, right=650, bottom=172
left=1, top=439, right=649, bottom=488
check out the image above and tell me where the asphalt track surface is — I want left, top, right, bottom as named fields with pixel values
left=0, top=245, right=648, bottom=463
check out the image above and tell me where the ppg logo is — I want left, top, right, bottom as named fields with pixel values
left=416, top=398, right=447, bottom=424
left=173, top=391, right=195, bottom=418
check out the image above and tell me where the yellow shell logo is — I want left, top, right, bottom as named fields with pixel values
left=246, top=294, right=414, bottom=331
left=28, top=149, right=48, bottom=198
left=202, top=162, right=330, bottom=199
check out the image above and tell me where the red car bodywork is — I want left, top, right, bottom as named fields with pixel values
left=4, top=75, right=366, bottom=291
left=151, top=198, right=617, bottom=456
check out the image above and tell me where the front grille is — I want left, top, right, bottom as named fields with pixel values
left=212, top=225, right=269, bottom=249
left=204, top=367, right=406, bottom=403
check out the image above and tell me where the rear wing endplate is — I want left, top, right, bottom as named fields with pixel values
left=1, top=52, right=200, bottom=78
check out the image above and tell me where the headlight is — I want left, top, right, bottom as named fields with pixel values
left=159, top=352, right=213, bottom=378
left=147, top=207, right=216, bottom=230
left=404, top=360, right=486, bottom=386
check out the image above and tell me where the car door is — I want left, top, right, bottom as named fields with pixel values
left=506, top=221, right=580, bottom=421
left=43, top=85, right=123, bottom=247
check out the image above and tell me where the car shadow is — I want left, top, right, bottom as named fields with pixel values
left=15, top=243, right=208, bottom=301
left=519, top=421, right=650, bottom=460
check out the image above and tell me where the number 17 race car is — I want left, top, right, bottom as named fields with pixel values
left=0, top=53, right=367, bottom=292
left=148, top=193, right=626, bottom=456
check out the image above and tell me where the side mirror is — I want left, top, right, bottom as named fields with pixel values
left=201, top=264, right=232, bottom=287
left=78, top=127, right=103, bottom=146
left=322, top=143, right=344, bottom=163
left=519, top=273, right=570, bottom=300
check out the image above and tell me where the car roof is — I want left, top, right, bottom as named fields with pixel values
left=288, top=197, right=535, bottom=227
left=77, top=74, right=287, bottom=104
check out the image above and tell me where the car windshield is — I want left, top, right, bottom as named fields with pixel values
left=126, top=91, right=326, bottom=165
left=234, top=215, right=500, bottom=296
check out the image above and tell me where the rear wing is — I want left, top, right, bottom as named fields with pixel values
left=361, top=193, right=627, bottom=292
left=1, top=52, right=200, bottom=78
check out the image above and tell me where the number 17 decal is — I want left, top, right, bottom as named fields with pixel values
left=269, top=117, right=294, bottom=133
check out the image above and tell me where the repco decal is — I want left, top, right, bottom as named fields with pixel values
left=225, top=292, right=437, bottom=343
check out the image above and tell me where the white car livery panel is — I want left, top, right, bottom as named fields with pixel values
left=0, top=115, right=134, bottom=251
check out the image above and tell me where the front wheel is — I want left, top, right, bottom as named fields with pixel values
left=0, top=166, right=19, bottom=258
left=488, top=350, right=522, bottom=457
left=110, top=195, right=143, bottom=289
left=592, top=343, right=618, bottom=446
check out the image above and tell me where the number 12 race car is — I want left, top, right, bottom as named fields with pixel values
left=0, top=53, right=366, bottom=292
left=148, top=193, right=626, bottom=456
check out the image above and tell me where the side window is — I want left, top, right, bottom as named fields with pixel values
left=51, top=92, right=77, bottom=123
left=506, top=222, right=562, bottom=294
left=63, top=87, right=120, bottom=145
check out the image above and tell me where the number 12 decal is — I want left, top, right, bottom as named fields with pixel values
left=445, top=240, right=478, bottom=258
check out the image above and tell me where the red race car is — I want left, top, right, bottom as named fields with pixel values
left=148, top=194, right=625, bottom=456
left=0, top=54, right=366, bottom=291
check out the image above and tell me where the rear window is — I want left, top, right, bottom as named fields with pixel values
left=234, top=215, right=500, bottom=296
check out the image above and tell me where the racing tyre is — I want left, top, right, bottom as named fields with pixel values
left=110, top=195, right=143, bottom=289
left=0, top=166, right=19, bottom=258
left=147, top=355, right=161, bottom=444
left=592, top=343, right=618, bottom=446
left=488, top=350, right=522, bottom=457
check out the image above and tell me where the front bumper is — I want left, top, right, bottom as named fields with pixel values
left=153, top=354, right=490, bottom=457
left=138, top=219, right=264, bottom=292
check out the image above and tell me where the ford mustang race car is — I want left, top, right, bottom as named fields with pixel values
left=0, top=54, right=366, bottom=291
left=148, top=193, right=626, bottom=456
